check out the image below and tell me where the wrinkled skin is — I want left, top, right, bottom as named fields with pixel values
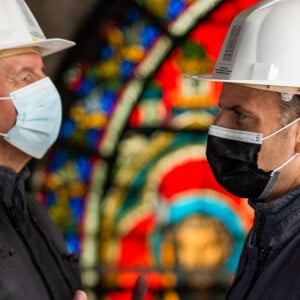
left=0, top=53, right=150, bottom=300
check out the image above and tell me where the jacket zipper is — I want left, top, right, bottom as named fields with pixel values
left=258, top=248, right=268, bottom=273
left=244, top=246, right=270, bottom=300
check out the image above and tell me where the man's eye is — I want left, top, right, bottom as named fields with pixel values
left=234, top=111, right=247, bottom=119
left=23, top=73, right=33, bottom=82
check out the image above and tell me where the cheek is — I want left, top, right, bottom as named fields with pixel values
left=257, top=143, right=275, bottom=171
left=0, top=102, right=17, bottom=132
left=258, top=135, right=295, bottom=171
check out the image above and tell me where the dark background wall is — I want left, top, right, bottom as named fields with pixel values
left=26, top=0, right=99, bottom=77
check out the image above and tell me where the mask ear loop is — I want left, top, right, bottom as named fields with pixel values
left=263, top=117, right=300, bottom=141
left=0, top=96, right=12, bottom=138
left=263, top=118, right=300, bottom=172
left=259, top=153, right=300, bottom=200
left=273, top=153, right=299, bottom=173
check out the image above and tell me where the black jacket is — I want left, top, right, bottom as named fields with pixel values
left=0, top=166, right=82, bottom=299
left=227, top=187, right=300, bottom=300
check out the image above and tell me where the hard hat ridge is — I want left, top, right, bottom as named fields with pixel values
left=187, top=0, right=300, bottom=97
left=0, top=0, right=75, bottom=57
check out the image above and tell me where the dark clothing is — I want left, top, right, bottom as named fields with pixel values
left=0, top=166, right=82, bottom=299
left=227, top=186, right=300, bottom=300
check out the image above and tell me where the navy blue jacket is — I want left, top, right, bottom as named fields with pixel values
left=227, top=187, right=300, bottom=299
left=0, top=166, right=82, bottom=299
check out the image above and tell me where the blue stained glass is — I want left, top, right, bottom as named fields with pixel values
left=65, top=235, right=80, bottom=254
left=70, top=197, right=84, bottom=222
left=99, top=45, right=116, bottom=60
left=140, top=26, right=159, bottom=48
left=124, top=7, right=141, bottom=24
left=120, top=60, right=135, bottom=80
left=167, top=0, right=185, bottom=21
left=59, top=119, right=76, bottom=139
left=86, top=128, right=101, bottom=149
left=49, top=150, right=68, bottom=171
left=75, top=157, right=91, bottom=182
left=76, top=78, right=96, bottom=98
left=45, top=191, right=57, bottom=208
left=101, top=90, right=116, bottom=113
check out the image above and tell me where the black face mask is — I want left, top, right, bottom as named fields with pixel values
left=206, top=124, right=298, bottom=200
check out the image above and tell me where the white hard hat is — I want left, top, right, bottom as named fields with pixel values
left=0, top=0, right=75, bottom=57
left=189, top=0, right=300, bottom=97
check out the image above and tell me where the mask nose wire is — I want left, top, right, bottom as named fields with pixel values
left=263, top=117, right=300, bottom=141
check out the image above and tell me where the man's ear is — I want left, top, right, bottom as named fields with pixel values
left=295, top=122, right=300, bottom=153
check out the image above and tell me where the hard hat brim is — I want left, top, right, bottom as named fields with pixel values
left=0, top=38, right=75, bottom=57
left=185, top=74, right=300, bottom=95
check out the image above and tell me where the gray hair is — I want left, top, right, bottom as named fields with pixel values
left=279, top=94, right=300, bottom=126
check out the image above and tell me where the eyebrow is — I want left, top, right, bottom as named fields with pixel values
left=16, top=66, right=41, bottom=75
left=219, top=103, right=252, bottom=112
left=8, top=59, right=45, bottom=75
left=222, top=103, right=260, bottom=120
left=8, top=65, right=45, bottom=82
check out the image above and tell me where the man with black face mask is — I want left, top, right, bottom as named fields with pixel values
left=187, top=0, right=300, bottom=299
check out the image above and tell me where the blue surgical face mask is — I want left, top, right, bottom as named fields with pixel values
left=0, top=77, right=62, bottom=159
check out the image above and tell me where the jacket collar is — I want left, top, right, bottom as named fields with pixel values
left=0, top=166, right=30, bottom=214
left=249, top=186, right=300, bottom=248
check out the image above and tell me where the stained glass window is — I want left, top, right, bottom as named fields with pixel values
left=31, top=0, right=259, bottom=299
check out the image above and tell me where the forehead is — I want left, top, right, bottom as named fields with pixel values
left=217, top=83, right=285, bottom=133
left=0, top=53, right=44, bottom=76
left=220, top=83, right=281, bottom=111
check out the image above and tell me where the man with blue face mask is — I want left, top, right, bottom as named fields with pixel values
left=0, top=1, right=148, bottom=300
left=186, top=0, right=300, bottom=299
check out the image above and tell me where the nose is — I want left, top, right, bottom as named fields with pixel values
left=39, top=72, right=46, bottom=80
left=212, top=109, right=226, bottom=127
left=36, top=69, right=47, bottom=81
